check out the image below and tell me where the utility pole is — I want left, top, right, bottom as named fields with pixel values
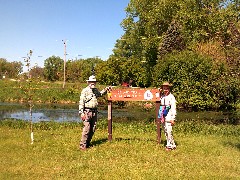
left=62, top=40, right=67, bottom=88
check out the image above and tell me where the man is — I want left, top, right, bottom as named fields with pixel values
left=158, top=82, right=177, bottom=151
left=79, top=75, right=111, bottom=150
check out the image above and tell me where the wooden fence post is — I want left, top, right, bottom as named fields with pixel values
left=156, top=101, right=161, bottom=144
left=108, top=100, right=112, bottom=141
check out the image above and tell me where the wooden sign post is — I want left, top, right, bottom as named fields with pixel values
left=107, top=88, right=162, bottom=144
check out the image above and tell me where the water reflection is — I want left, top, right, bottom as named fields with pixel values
left=0, top=103, right=79, bottom=122
left=9, top=110, right=80, bottom=122
left=0, top=102, right=239, bottom=124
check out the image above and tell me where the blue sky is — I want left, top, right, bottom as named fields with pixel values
left=0, top=0, right=129, bottom=71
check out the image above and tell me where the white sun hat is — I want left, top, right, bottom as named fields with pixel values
left=86, top=75, right=97, bottom=82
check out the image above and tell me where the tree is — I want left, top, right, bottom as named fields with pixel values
left=153, top=50, right=238, bottom=110
left=0, top=58, right=8, bottom=78
left=96, top=57, right=123, bottom=85
left=158, top=20, right=185, bottom=57
left=96, top=0, right=240, bottom=109
left=103, top=0, right=182, bottom=86
left=65, top=59, right=83, bottom=82
left=0, top=58, right=23, bottom=78
left=44, top=56, right=63, bottom=81
left=104, top=0, right=239, bottom=86
left=58, top=57, right=105, bottom=83
left=29, top=66, right=44, bottom=80
left=8, top=61, right=23, bottom=78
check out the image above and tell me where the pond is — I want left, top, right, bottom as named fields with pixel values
left=0, top=103, right=136, bottom=123
left=0, top=102, right=239, bottom=125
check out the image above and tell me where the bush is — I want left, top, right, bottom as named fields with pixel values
left=153, top=50, right=240, bottom=110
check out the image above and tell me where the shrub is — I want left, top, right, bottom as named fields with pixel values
left=153, top=50, right=240, bottom=110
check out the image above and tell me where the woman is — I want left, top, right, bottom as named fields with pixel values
left=158, top=82, right=177, bottom=151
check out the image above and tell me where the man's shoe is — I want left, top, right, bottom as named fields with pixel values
left=86, top=143, right=93, bottom=148
left=165, top=147, right=176, bottom=151
left=165, top=147, right=172, bottom=151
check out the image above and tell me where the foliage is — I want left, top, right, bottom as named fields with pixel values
left=96, top=56, right=148, bottom=87
left=98, top=0, right=239, bottom=82
left=96, top=0, right=240, bottom=110
left=0, top=58, right=23, bottom=79
left=42, top=57, right=104, bottom=83
left=29, top=66, right=44, bottom=80
left=96, top=57, right=122, bottom=85
left=44, top=56, right=64, bottom=81
left=222, top=22, right=240, bottom=78
left=158, top=20, right=185, bottom=57
left=152, top=50, right=240, bottom=110
left=65, top=60, right=83, bottom=82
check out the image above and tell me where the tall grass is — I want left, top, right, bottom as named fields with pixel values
left=0, top=119, right=239, bottom=179
left=0, top=80, right=87, bottom=104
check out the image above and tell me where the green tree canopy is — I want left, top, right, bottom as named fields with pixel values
left=97, top=0, right=240, bottom=110
left=0, top=58, right=23, bottom=79
left=44, top=56, right=63, bottom=81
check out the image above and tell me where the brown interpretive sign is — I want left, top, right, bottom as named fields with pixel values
left=107, top=88, right=160, bottom=101
left=107, top=88, right=162, bottom=144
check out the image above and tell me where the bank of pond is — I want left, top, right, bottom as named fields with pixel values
left=0, top=102, right=239, bottom=125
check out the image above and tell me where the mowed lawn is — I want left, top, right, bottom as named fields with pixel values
left=0, top=121, right=239, bottom=180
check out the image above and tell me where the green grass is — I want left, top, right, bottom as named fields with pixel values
left=0, top=79, right=111, bottom=104
left=0, top=120, right=239, bottom=179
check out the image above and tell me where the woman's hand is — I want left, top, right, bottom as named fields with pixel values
left=170, top=120, right=175, bottom=126
left=106, top=86, right=112, bottom=92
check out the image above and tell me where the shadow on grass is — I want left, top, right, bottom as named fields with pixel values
left=91, top=137, right=179, bottom=147
left=224, top=141, right=240, bottom=151
left=114, top=137, right=169, bottom=145
left=115, top=137, right=179, bottom=146
left=115, top=137, right=155, bottom=142
left=91, top=138, right=108, bottom=146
